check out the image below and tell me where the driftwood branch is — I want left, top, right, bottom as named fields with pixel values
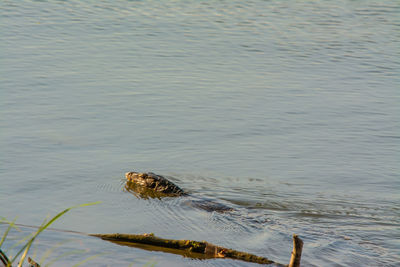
left=91, top=233, right=301, bottom=266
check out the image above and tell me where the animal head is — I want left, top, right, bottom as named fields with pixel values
left=125, top=171, right=159, bottom=189
left=125, top=171, right=185, bottom=197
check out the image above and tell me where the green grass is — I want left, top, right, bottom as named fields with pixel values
left=0, top=202, right=100, bottom=267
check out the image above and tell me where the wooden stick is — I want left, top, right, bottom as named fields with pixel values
left=90, top=233, right=284, bottom=265
left=288, top=234, right=303, bottom=267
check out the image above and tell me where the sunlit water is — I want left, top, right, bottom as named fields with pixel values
left=1, top=1, right=399, bottom=266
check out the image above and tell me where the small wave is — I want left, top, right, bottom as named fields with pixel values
left=95, top=180, right=125, bottom=192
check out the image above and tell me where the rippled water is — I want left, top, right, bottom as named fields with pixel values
left=1, top=0, right=399, bottom=266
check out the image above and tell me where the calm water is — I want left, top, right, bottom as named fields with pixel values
left=1, top=0, right=399, bottom=266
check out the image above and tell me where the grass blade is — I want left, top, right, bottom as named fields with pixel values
left=71, top=252, right=108, bottom=267
left=10, top=201, right=101, bottom=266
left=40, top=239, right=72, bottom=265
left=0, top=217, right=18, bottom=249
left=44, top=249, right=87, bottom=267
left=0, top=249, right=11, bottom=267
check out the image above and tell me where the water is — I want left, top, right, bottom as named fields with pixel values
left=1, top=0, right=399, bottom=266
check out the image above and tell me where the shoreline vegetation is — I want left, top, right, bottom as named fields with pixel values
left=0, top=202, right=100, bottom=267
left=1, top=210, right=303, bottom=267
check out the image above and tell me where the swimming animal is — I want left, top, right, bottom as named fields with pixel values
left=125, top=171, right=233, bottom=212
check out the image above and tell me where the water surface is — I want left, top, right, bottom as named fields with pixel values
left=1, top=0, right=399, bottom=266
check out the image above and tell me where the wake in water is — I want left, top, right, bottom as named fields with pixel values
left=115, top=172, right=400, bottom=266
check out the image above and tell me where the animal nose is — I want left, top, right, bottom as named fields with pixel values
left=125, top=172, right=132, bottom=178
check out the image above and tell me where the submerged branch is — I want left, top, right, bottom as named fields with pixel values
left=90, top=233, right=297, bottom=266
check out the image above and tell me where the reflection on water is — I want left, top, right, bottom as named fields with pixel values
left=106, top=240, right=218, bottom=261
left=1, top=0, right=399, bottom=266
